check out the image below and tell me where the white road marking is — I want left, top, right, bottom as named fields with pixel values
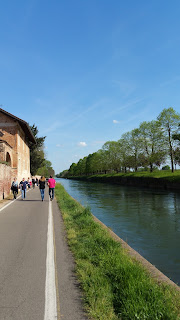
left=0, top=199, right=16, bottom=212
left=44, top=199, right=57, bottom=320
left=0, top=188, right=31, bottom=212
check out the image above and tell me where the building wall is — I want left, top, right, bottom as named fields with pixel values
left=0, top=111, right=31, bottom=183
left=0, top=141, right=13, bottom=164
left=16, top=126, right=31, bottom=182
left=0, top=164, right=11, bottom=200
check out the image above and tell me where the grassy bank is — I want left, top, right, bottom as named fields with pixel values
left=98, top=170, right=180, bottom=179
left=67, top=170, right=180, bottom=190
left=55, top=183, right=180, bottom=320
left=97, top=170, right=180, bottom=181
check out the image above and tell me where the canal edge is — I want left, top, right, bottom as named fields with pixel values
left=56, top=183, right=180, bottom=292
left=92, top=215, right=180, bottom=292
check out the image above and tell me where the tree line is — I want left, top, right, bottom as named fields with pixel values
left=57, top=108, right=180, bottom=178
left=29, top=124, right=54, bottom=177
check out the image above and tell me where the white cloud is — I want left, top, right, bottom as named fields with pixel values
left=56, top=144, right=64, bottom=147
left=78, top=142, right=87, bottom=147
left=113, top=120, right=119, bottom=124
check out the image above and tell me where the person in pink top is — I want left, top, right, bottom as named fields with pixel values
left=48, top=175, right=56, bottom=201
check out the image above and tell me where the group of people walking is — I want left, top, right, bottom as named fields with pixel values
left=26, top=177, right=39, bottom=189
left=11, top=176, right=56, bottom=201
left=38, top=175, right=56, bottom=201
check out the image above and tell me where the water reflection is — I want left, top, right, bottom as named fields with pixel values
left=57, top=178, right=180, bottom=285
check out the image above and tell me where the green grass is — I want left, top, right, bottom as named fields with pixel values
left=115, top=170, right=180, bottom=181
left=55, top=183, right=180, bottom=320
left=69, top=170, right=180, bottom=184
left=90, top=170, right=180, bottom=180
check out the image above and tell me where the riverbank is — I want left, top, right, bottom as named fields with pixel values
left=67, top=170, right=180, bottom=191
left=55, top=183, right=180, bottom=320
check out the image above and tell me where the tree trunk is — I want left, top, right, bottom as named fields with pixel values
left=168, top=128, right=174, bottom=172
left=150, top=163, right=153, bottom=172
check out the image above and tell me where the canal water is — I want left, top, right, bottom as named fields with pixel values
left=56, top=178, right=180, bottom=285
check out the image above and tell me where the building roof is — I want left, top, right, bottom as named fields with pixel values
left=0, top=139, right=13, bottom=148
left=0, top=108, right=36, bottom=144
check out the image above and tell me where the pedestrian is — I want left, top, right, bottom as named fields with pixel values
left=48, top=175, right=56, bottom=201
left=39, top=176, right=46, bottom=201
left=27, top=177, right=31, bottom=189
left=19, top=178, right=28, bottom=200
left=32, top=177, right=35, bottom=189
left=36, top=177, right=38, bottom=186
left=11, top=177, right=18, bottom=199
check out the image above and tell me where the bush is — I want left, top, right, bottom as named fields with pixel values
left=162, top=165, right=171, bottom=170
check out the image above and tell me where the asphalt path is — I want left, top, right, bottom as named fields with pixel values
left=0, top=187, right=89, bottom=320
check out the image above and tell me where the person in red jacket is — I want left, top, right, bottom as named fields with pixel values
left=47, top=175, right=56, bottom=201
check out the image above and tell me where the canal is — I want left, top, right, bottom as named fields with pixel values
left=56, top=178, right=180, bottom=285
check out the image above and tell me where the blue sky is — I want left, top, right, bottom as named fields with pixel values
left=1, top=1, right=180, bottom=173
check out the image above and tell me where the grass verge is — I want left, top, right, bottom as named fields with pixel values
left=69, top=170, right=180, bottom=183
left=55, top=183, right=180, bottom=320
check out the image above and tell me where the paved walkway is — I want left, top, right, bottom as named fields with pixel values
left=0, top=187, right=89, bottom=320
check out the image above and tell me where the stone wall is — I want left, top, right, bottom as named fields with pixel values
left=0, top=163, right=12, bottom=200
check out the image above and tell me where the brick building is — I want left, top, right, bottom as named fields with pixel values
left=0, top=108, right=36, bottom=199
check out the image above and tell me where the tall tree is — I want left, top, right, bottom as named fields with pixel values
left=29, top=124, right=46, bottom=175
left=139, top=120, right=167, bottom=172
left=97, top=149, right=109, bottom=174
left=102, top=141, right=121, bottom=173
left=68, top=163, right=77, bottom=176
left=174, top=148, right=180, bottom=169
left=118, top=135, right=132, bottom=172
left=172, top=124, right=180, bottom=142
left=76, top=157, right=87, bottom=176
left=37, top=160, right=54, bottom=177
left=173, top=125, right=180, bottom=169
left=157, top=108, right=180, bottom=172
left=123, top=129, right=143, bottom=171
left=86, top=153, right=101, bottom=175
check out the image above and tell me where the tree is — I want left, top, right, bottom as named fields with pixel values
left=139, top=120, right=167, bottom=172
left=172, top=123, right=180, bottom=144
left=85, top=152, right=102, bottom=175
left=76, top=157, right=87, bottom=176
left=29, top=124, right=46, bottom=175
left=68, top=163, right=77, bottom=176
left=123, top=129, right=143, bottom=171
left=56, top=170, right=68, bottom=178
left=174, top=148, right=180, bottom=169
left=157, top=108, right=180, bottom=172
left=37, top=160, right=54, bottom=177
left=102, top=141, right=121, bottom=173
left=86, top=153, right=95, bottom=175
left=118, top=135, right=132, bottom=172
